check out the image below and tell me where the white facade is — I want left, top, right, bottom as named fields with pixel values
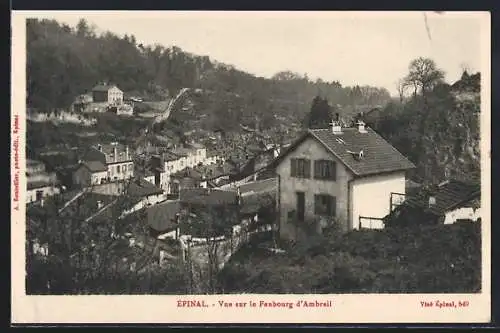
left=107, top=162, right=134, bottom=182
left=349, top=171, right=406, bottom=230
left=26, top=185, right=60, bottom=204
left=144, top=175, right=155, bottom=184
left=108, top=86, right=123, bottom=104
left=444, top=206, right=481, bottom=224
left=91, top=170, right=109, bottom=185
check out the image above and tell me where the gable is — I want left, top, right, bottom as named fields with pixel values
left=276, top=136, right=349, bottom=176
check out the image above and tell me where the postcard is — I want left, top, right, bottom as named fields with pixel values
left=11, top=10, right=491, bottom=324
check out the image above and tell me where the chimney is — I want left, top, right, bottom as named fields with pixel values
left=126, top=145, right=130, bottom=160
left=428, top=196, right=436, bottom=208
left=97, top=144, right=102, bottom=152
left=335, top=112, right=340, bottom=121
left=357, top=120, right=367, bottom=133
left=113, top=146, right=117, bottom=162
left=97, top=200, right=103, bottom=209
left=330, top=119, right=342, bottom=134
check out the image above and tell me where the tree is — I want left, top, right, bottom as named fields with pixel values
left=307, top=96, right=331, bottom=129
left=404, top=57, right=445, bottom=96
left=177, top=202, right=238, bottom=294
left=26, top=181, right=188, bottom=294
left=396, top=79, right=409, bottom=103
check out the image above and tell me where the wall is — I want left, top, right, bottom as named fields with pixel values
left=92, top=91, right=108, bottom=103
left=26, top=185, right=60, bottom=204
left=276, top=136, right=353, bottom=240
left=108, top=87, right=124, bottom=104
left=444, top=206, right=481, bottom=224
left=350, top=171, right=406, bottom=230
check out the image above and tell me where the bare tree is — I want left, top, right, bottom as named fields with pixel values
left=396, top=79, right=409, bottom=103
left=404, top=57, right=445, bottom=97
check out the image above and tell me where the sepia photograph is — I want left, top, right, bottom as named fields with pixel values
left=12, top=10, right=490, bottom=324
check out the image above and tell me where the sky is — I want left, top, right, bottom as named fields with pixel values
left=22, top=11, right=488, bottom=96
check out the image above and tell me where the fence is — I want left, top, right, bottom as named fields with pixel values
left=390, top=192, right=407, bottom=212
left=358, top=216, right=385, bottom=230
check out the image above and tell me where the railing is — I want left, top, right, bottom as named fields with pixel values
left=358, top=216, right=385, bottom=230
left=390, top=192, right=407, bottom=212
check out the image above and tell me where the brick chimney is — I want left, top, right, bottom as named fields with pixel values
left=126, top=145, right=130, bottom=160
left=113, top=146, right=117, bottom=162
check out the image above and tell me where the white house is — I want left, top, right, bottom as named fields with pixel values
left=271, top=120, right=416, bottom=241
left=386, top=179, right=481, bottom=227
left=26, top=159, right=60, bottom=204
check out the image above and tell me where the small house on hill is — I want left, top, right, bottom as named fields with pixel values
left=271, top=120, right=415, bottom=241
left=92, top=84, right=123, bottom=104
left=384, top=179, right=481, bottom=227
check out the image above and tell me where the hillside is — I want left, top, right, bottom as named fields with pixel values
left=27, top=18, right=391, bottom=132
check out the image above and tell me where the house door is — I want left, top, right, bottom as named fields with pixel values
left=296, top=191, right=305, bottom=221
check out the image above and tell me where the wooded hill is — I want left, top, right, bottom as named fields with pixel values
left=27, top=18, right=391, bottom=130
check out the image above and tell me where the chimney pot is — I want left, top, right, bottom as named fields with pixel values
left=357, top=120, right=367, bottom=133
left=330, top=119, right=342, bottom=134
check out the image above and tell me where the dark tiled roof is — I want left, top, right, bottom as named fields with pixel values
left=146, top=200, right=182, bottom=232
left=403, top=179, right=481, bottom=216
left=163, top=151, right=180, bottom=162
left=309, top=128, right=415, bottom=176
left=82, top=161, right=108, bottom=172
left=127, top=178, right=164, bottom=198
left=92, top=84, right=120, bottom=92
left=171, top=167, right=203, bottom=180
left=237, top=178, right=277, bottom=195
left=179, top=188, right=238, bottom=206
left=271, top=127, right=415, bottom=177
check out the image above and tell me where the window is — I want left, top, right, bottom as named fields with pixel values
left=314, top=160, right=336, bottom=180
left=36, top=190, right=43, bottom=201
left=314, top=194, right=336, bottom=216
left=290, top=158, right=311, bottom=178
left=117, top=165, right=121, bottom=173
left=128, top=164, right=133, bottom=171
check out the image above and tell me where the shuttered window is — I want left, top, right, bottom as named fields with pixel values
left=290, top=158, right=311, bottom=178
left=314, top=160, right=336, bottom=181
left=314, top=194, right=336, bottom=216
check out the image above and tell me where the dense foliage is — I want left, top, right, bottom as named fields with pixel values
left=26, top=190, right=189, bottom=294
left=369, top=69, right=481, bottom=184
left=219, top=221, right=481, bottom=294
